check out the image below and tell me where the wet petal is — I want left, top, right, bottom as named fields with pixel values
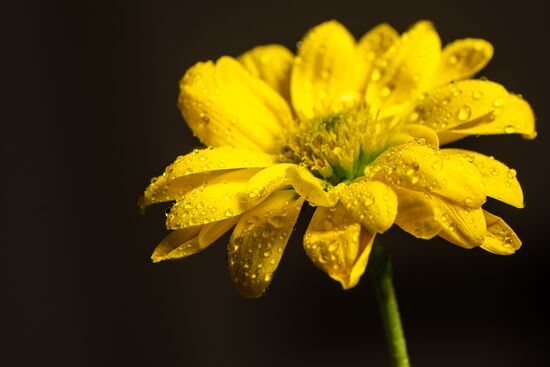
left=366, top=21, right=441, bottom=110
left=407, top=80, right=536, bottom=139
left=339, top=180, right=398, bottom=233
left=179, top=56, right=293, bottom=153
left=387, top=123, right=440, bottom=149
left=356, top=23, right=399, bottom=92
left=151, top=226, right=202, bottom=263
left=242, top=163, right=295, bottom=209
left=480, top=211, right=521, bottom=255
left=151, top=217, right=238, bottom=263
left=166, top=169, right=261, bottom=229
left=394, top=187, right=441, bottom=239
left=228, top=190, right=304, bottom=298
left=442, top=149, right=523, bottom=208
left=240, top=44, right=293, bottom=103
left=436, top=197, right=486, bottom=249
left=140, top=147, right=276, bottom=209
left=431, top=38, right=493, bottom=87
left=365, top=141, right=486, bottom=207
left=286, top=165, right=335, bottom=206
left=304, top=204, right=375, bottom=289
left=291, top=20, right=360, bottom=120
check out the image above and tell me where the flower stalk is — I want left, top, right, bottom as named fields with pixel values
left=370, top=241, right=411, bottom=367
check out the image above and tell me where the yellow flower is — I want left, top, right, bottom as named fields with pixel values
left=140, top=20, right=536, bottom=297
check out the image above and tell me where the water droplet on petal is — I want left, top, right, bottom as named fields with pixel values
left=457, top=105, right=472, bottom=121
left=504, top=125, right=515, bottom=134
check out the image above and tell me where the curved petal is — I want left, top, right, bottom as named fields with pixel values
left=166, top=169, right=261, bottom=229
left=436, top=197, right=486, bottom=249
left=366, top=21, right=441, bottom=110
left=240, top=44, right=293, bottom=103
left=431, top=38, right=493, bottom=87
left=441, top=149, right=524, bottom=208
left=179, top=56, right=293, bottom=153
left=407, top=80, right=536, bottom=139
left=339, top=180, right=398, bottom=233
left=364, top=141, right=486, bottom=207
left=228, top=190, right=304, bottom=298
left=394, top=187, right=442, bottom=239
left=304, top=204, right=375, bottom=289
left=242, top=163, right=295, bottom=209
left=151, top=216, right=238, bottom=262
left=387, top=123, right=440, bottom=149
left=356, top=23, right=399, bottom=92
left=140, top=147, right=277, bottom=209
left=291, top=20, right=360, bottom=120
left=480, top=210, right=521, bottom=255
left=286, top=165, right=335, bottom=206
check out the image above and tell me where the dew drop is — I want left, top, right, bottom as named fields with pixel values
left=224, top=209, right=233, bottom=217
left=457, top=105, right=472, bottom=121
left=504, top=125, right=515, bottom=134
left=363, top=195, right=374, bottom=206
left=491, top=168, right=499, bottom=176
left=472, top=89, right=484, bottom=99
left=493, top=98, right=504, bottom=107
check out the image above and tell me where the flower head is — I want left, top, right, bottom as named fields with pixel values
left=140, top=20, right=536, bottom=297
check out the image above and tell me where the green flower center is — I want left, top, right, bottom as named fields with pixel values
left=280, top=108, right=393, bottom=185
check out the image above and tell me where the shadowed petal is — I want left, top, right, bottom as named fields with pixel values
left=304, top=204, right=375, bottom=289
left=431, top=38, right=493, bottom=87
left=291, top=20, right=361, bottom=120
left=179, top=57, right=293, bottom=153
left=151, top=216, right=238, bottom=262
left=480, top=211, right=521, bottom=255
left=228, top=190, right=304, bottom=298
left=240, top=44, right=293, bottom=103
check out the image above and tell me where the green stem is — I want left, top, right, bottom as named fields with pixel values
left=370, top=241, right=411, bottom=367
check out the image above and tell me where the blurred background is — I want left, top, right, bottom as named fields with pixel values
left=4, top=0, right=549, bottom=366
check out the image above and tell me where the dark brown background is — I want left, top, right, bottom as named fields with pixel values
left=4, top=0, right=549, bottom=366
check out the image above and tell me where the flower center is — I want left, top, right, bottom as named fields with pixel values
left=280, top=108, right=396, bottom=185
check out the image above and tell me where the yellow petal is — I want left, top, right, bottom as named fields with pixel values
left=431, top=38, right=493, bottom=87
left=393, top=187, right=441, bottom=239
left=365, top=141, right=486, bottom=207
left=151, top=226, right=202, bottom=263
left=407, top=80, right=536, bottom=139
left=228, top=190, right=304, bottom=298
left=339, top=180, right=398, bottom=233
left=387, top=123, right=440, bottom=149
left=285, top=165, right=335, bottom=207
left=441, top=149, right=524, bottom=208
left=179, top=56, right=293, bottom=153
left=291, top=20, right=360, bottom=120
left=166, top=169, right=261, bottom=229
left=356, top=23, right=399, bottom=91
left=242, top=163, right=295, bottom=209
left=240, top=44, right=293, bottom=103
left=304, top=204, right=375, bottom=289
left=140, top=147, right=277, bottom=209
left=480, top=211, right=521, bottom=255
left=435, top=197, right=486, bottom=249
left=151, top=217, right=239, bottom=263
left=366, top=21, right=441, bottom=110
